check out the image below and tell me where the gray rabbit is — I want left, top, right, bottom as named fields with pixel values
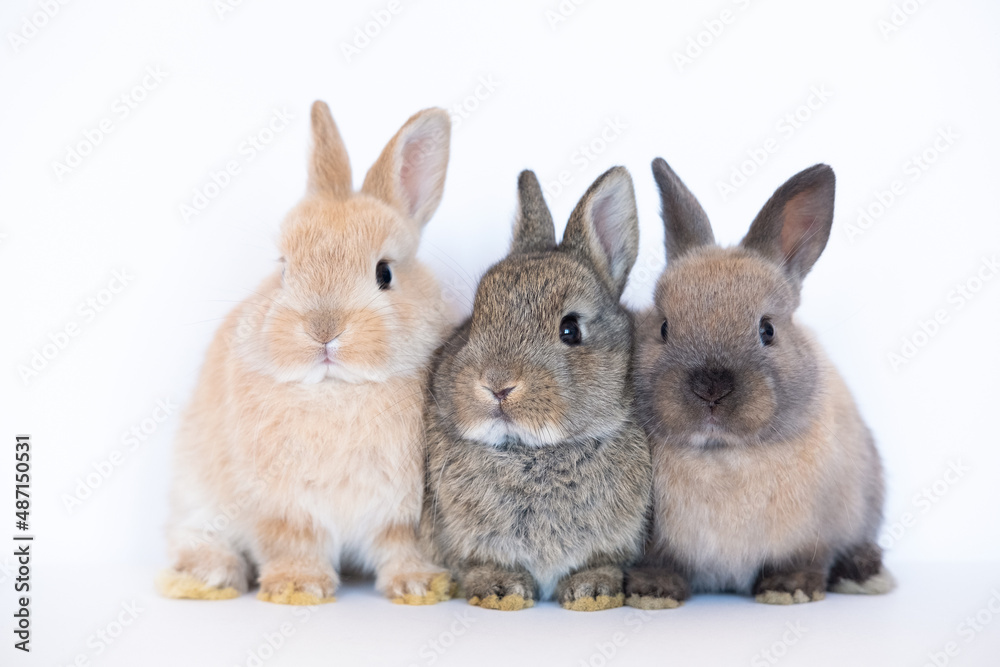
left=626, top=159, right=894, bottom=608
left=421, top=167, right=653, bottom=611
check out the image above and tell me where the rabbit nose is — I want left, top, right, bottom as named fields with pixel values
left=482, top=368, right=518, bottom=402
left=689, top=368, right=735, bottom=404
left=490, top=386, right=516, bottom=402
left=307, top=314, right=338, bottom=344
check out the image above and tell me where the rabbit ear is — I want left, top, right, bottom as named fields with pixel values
left=510, top=170, right=556, bottom=254
left=361, top=108, right=451, bottom=227
left=740, top=164, right=835, bottom=284
left=307, top=101, right=352, bottom=198
left=560, top=166, right=639, bottom=297
left=652, top=158, right=714, bottom=261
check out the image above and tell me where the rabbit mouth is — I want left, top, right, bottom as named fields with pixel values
left=490, top=408, right=513, bottom=423
left=462, top=413, right=568, bottom=448
left=679, top=405, right=733, bottom=438
left=688, top=428, right=743, bottom=449
left=487, top=401, right=514, bottom=424
left=315, top=355, right=339, bottom=376
left=315, top=338, right=344, bottom=369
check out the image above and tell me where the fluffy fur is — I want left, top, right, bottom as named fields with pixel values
left=421, top=168, right=653, bottom=611
left=626, top=159, right=892, bottom=607
left=158, top=101, right=454, bottom=605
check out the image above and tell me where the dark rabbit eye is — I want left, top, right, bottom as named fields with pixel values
left=660, top=319, right=668, bottom=342
left=759, top=317, right=775, bottom=346
left=559, top=315, right=582, bottom=346
left=376, top=260, right=392, bottom=290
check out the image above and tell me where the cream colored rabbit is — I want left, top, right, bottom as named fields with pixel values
left=157, top=101, right=454, bottom=605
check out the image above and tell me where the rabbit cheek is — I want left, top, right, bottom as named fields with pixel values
left=640, top=363, right=695, bottom=439
left=503, top=368, right=570, bottom=446
left=720, top=373, right=777, bottom=436
left=565, top=347, right=630, bottom=436
left=333, top=308, right=391, bottom=371
left=261, top=309, right=325, bottom=377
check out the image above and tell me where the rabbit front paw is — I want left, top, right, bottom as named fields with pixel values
left=463, top=565, right=536, bottom=611
left=624, top=566, right=689, bottom=610
left=754, top=570, right=826, bottom=605
left=384, top=570, right=455, bottom=606
left=156, top=546, right=249, bottom=600
left=257, top=565, right=337, bottom=605
left=558, top=566, right=625, bottom=612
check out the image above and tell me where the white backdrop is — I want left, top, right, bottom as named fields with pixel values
left=2, top=0, right=999, bottom=665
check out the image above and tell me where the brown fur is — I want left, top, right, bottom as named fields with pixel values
left=628, top=159, right=892, bottom=606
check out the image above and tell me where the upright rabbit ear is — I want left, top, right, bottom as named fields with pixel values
left=560, top=166, right=639, bottom=297
left=652, top=158, right=714, bottom=261
left=510, top=170, right=556, bottom=255
left=740, top=164, right=835, bottom=284
left=308, top=101, right=352, bottom=198
left=362, top=108, right=451, bottom=227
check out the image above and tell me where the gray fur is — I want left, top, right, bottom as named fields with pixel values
left=422, top=167, right=652, bottom=606
left=510, top=170, right=556, bottom=255
left=651, top=157, right=714, bottom=260
left=561, top=166, right=639, bottom=296
left=628, top=160, right=890, bottom=605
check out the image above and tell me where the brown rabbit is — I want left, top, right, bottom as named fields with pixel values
left=156, top=101, right=454, bottom=606
left=626, top=159, right=894, bottom=608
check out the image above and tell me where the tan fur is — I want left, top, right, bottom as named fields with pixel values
left=562, top=594, right=626, bottom=612
left=161, top=101, right=453, bottom=605
left=645, top=328, right=877, bottom=592
left=154, top=570, right=240, bottom=601
left=631, top=160, right=890, bottom=603
left=756, top=589, right=824, bottom=605
left=625, top=594, right=680, bottom=610
left=469, top=594, right=534, bottom=611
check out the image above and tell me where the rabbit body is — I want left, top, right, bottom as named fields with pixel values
left=425, top=368, right=651, bottom=601
left=422, top=169, right=653, bottom=611
left=159, top=101, right=455, bottom=606
left=637, top=306, right=883, bottom=595
left=627, top=160, right=892, bottom=608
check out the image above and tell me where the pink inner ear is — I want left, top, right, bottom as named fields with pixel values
left=591, top=191, right=626, bottom=271
left=780, top=191, right=825, bottom=263
left=591, top=195, right=615, bottom=264
left=398, top=134, right=435, bottom=218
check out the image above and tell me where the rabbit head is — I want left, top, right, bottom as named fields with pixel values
left=236, top=101, right=451, bottom=385
left=636, top=158, right=836, bottom=448
left=433, top=167, right=640, bottom=447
